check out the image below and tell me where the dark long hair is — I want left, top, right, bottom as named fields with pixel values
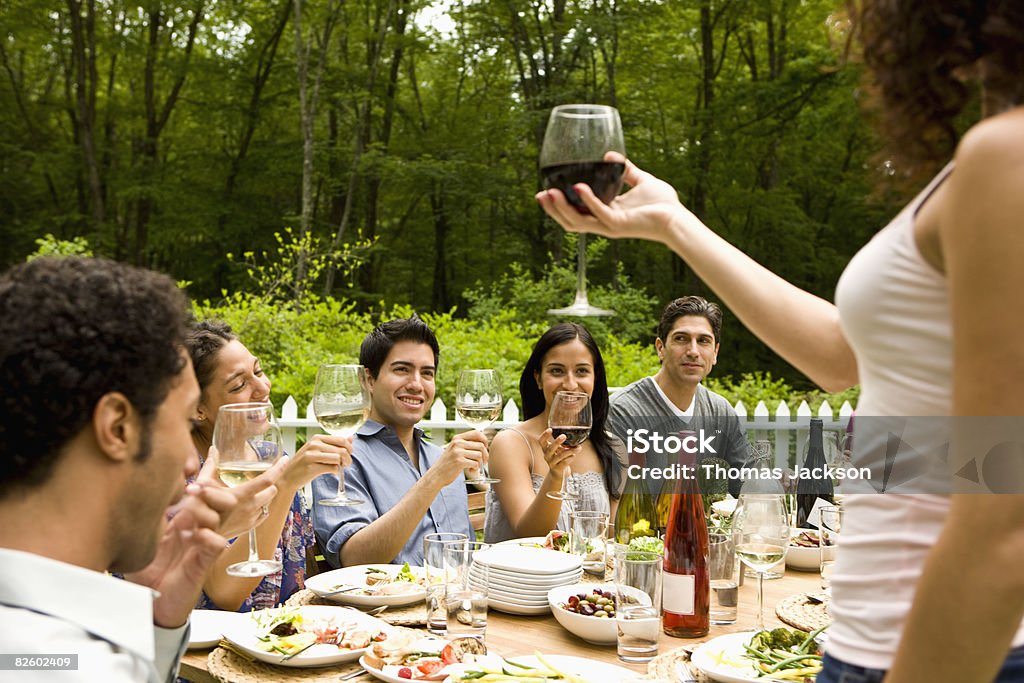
left=518, top=323, right=622, bottom=498
left=849, top=0, right=1024, bottom=173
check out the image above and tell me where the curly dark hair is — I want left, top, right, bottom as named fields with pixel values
left=359, top=315, right=440, bottom=379
left=850, top=0, right=1024, bottom=170
left=185, top=319, right=237, bottom=393
left=519, top=323, right=622, bottom=498
left=0, top=257, right=190, bottom=499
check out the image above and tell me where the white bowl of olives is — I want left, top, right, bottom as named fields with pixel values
left=546, top=583, right=619, bottom=645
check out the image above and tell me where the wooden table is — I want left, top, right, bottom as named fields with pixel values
left=179, top=569, right=822, bottom=682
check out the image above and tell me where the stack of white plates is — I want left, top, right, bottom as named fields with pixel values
left=469, top=546, right=583, bottom=615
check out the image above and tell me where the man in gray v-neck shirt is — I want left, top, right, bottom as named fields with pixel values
left=313, top=317, right=487, bottom=567
left=607, top=297, right=749, bottom=496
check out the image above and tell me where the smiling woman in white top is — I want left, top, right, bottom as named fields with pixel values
left=485, top=323, right=625, bottom=543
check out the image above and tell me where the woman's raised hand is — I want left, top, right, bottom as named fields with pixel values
left=280, top=434, right=353, bottom=492
left=539, top=427, right=579, bottom=478
left=536, top=153, right=691, bottom=245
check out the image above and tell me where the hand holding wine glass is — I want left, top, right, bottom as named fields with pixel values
left=211, top=402, right=284, bottom=578
left=540, top=104, right=625, bottom=317
left=456, top=369, right=503, bottom=484
left=546, top=390, right=591, bottom=501
left=732, top=494, right=790, bottom=631
left=313, top=364, right=370, bottom=507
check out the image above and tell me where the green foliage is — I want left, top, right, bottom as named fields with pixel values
left=706, top=371, right=860, bottom=413
left=463, top=234, right=660, bottom=346
left=227, top=227, right=375, bottom=307
left=27, top=234, right=93, bottom=261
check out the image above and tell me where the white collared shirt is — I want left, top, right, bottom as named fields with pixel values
left=0, top=548, right=188, bottom=682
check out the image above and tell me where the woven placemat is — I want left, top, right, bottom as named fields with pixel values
left=775, top=593, right=832, bottom=632
left=285, top=588, right=427, bottom=627
left=645, top=646, right=710, bottom=682
left=207, top=626, right=431, bottom=683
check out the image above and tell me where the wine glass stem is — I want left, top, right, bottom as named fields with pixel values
left=756, top=570, right=765, bottom=632
left=336, top=465, right=347, bottom=498
left=247, top=528, right=260, bottom=564
left=576, top=233, right=588, bottom=301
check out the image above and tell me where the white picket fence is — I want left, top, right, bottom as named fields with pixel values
left=277, top=391, right=855, bottom=471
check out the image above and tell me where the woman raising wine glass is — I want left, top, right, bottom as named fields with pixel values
left=483, top=323, right=626, bottom=543
left=187, top=320, right=352, bottom=611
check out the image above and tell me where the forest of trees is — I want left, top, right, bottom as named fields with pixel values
left=0, top=0, right=909, bottom=389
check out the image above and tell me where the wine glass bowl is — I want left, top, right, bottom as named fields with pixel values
left=546, top=390, right=591, bottom=501
left=456, top=369, right=503, bottom=484
left=732, top=494, right=790, bottom=631
left=212, top=402, right=284, bottom=578
left=314, top=364, right=370, bottom=507
left=541, top=104, right=624, bottom=317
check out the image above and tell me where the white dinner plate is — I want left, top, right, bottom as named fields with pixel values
left=471, top=565, right=583, bottom=586
left=187, top=610, right=247, bottom=649
left=486, top=595, right=551, bottom=616
left=494, top=536, right=548, bottom=547
left=305, top=564, right=428, bottom=607
left=474, top=546, right=582, bottom=575
left=451, top=654, right=645, bottom=682
left=690, top=632, right=798, bottom=683
left=358, top=637, right=451, bottom=682
left=220, top=605, right=395, bottom=668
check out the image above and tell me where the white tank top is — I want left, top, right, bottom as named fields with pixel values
left=831, top=163, right=1024, bottom=667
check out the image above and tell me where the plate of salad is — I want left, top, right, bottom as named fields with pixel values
left=220, top=605, right=394, bottom=667
left=305, top=563, right=429, bottom=607
left=690, top=627, right=826, bottom=682
left=359, top=634, right=492, bottom=682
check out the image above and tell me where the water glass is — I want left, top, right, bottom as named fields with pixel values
left=820, top=505, right=843, bottom=591
left=569, top=510, right=609, bottom=576
left=708, top=529, right=739, bottom=624
left=444, top=540, right=491, bottom=641
left=423, top=532, right=468, bottom=635
left=613, top=548, right=662, bottom=664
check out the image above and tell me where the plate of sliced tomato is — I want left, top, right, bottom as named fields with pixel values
left=360, top=635, right=491, bottom=682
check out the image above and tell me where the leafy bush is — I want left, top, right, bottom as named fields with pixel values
left=27, top=234, right=93, bottom=260
left=463, top=234, right=660, bottom=346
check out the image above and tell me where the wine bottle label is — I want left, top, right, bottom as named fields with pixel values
left=661, top=572, right=695, bottom=615
left=804, top=497, right=833, bottom=529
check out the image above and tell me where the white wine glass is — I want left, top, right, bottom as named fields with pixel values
left=456, top=369, right=503, bottom=484
left=314, top=364, right=370, bottom=507
left=546, top=390, right=590, bottom=501
left=732, top=494, right=790, bottom=631
left=540, top=104, right=625, bottom=317
left=212, top=402, right=284, bottom=578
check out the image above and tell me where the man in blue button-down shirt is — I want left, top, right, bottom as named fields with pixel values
left=313, top=316, right=488, bottom=567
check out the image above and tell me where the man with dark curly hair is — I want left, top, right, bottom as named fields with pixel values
left=0, top=257, right=245, bottom=682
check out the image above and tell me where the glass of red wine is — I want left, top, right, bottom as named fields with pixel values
left=540, top=104, right=625, bottom=317
left=546, top=390, right=591, bottom=501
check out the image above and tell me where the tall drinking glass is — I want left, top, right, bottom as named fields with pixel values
left=820, top=504, right=843, bottom=592
left=212, top=402, right=284, bottom=577
left=546, top=391, right=590, bottom=501
left=423, top=532, right=468, bottom=635
left=613, top=548, right=662, bottom=663
left=456, top=369, right=502, bottom=484
left=314, top=364, right=369, bottom=507
left=444, top=540, right=491, bottom=642
left=733, top=494, right=790, bottom=632
left=540, top=104, right=625, bottom=317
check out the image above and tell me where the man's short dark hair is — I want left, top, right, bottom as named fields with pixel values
left=0, top=257, right=190, bottom=499
left=657, top=296, right=723, bottom=344
left=359, top=315, right=440, bottom=378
